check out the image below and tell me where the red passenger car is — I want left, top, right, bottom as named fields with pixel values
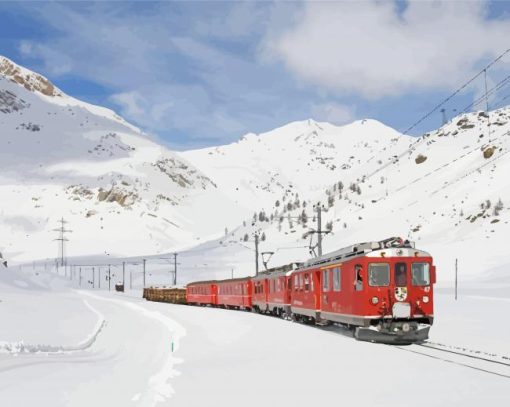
left=186, top=281, right=217, bottom=306
left=216, top=277, right=253, bottom=310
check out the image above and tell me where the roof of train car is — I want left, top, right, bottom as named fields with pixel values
left=187, top=238, right=432, bottom=287
left=187, top=276, right=252, bottom=286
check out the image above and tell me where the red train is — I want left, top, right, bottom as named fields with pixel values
left=186, top=237, right=435, bottom=344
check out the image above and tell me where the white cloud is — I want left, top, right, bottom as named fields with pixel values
left=110, top=92, right=146, bottom=118
left=263, top=1, right=510, bottom=99
left=311, top=103, right=356, bottom=125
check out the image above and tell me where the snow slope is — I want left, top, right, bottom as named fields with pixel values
left=0, top=267, right=508, bottom=406
left=0, top=55, right=246, bottom=262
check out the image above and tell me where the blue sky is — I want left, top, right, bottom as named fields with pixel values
left=1, top=1, right=510, bottom=150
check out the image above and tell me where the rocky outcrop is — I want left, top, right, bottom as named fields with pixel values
left=0, top=89, right=30, bottom=113
left=97, top=187, right=138, bottom=207
left=0, top=56, right=62, bottom=97
left=415, top=154, right=427, bottom=164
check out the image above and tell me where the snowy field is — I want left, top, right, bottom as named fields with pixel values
left=0, top=268, right=509, bottom=406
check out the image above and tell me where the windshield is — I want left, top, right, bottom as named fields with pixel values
left=412, top=263, right=431, bottom=286
left=368, top=263, right=390, bottom=286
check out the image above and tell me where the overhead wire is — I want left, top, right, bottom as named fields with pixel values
left=401, top=48, right=510, bottom=135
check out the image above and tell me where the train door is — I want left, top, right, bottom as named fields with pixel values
left=212, top=284, right=218, bottom=306
left=393, top=262, right=411, bottom=318
left=321, top=268, right=332, bottom=313
left=314, top=270, right=321, bottom=311
left=302, top=271, right=315, bottom=311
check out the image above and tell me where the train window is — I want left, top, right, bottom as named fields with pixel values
left=354, top=264, right=364, bottom=291
left=394, top=263, right=407, bottom=287
left=277, top=279, right=281, bottom=292
left=412, top=263, right=430, bottom=286
left=368, top=263, right=390, bottom=287
left=333, top=268, right=341, bottom=291
left=288, top=278, right=292, bottom=290
left=323, top=270, right=330, bottom=292
left=294, top=275, right=299, bottom=291
left=299, top=274, right=303, bottom=291
left=304, top=274, right=310, bottom=292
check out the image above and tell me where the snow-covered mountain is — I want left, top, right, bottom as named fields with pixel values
left=178, top=107, right=510, bottom=284
left=181, top=119, right=406, bottom=212
left=2, top=55, right=510, bottom=286
left=0, top=56, right=246, bottom=262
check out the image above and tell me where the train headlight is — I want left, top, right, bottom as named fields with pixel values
left=402, top=322, right=410, bottom=332
left=371, top=296, right=379, bottom=305
left=423, top=295, right=429, bottom=303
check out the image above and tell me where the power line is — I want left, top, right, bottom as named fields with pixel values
left=461, top=72, right=510, bottom=113
left=401, top=48, right=510, bottom=135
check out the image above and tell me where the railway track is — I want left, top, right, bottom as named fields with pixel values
left=395, top=341, right=510, bottom=379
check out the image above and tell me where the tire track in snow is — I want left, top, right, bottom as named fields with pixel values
left=78, top=291, right=186, bottom=407
left=0, top=299, right=106, bottom=355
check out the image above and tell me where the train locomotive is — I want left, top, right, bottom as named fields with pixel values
left=184, top=237, right=436, bottom=344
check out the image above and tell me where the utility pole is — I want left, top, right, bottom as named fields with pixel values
left=122, top=261, right=125, bottom=287
left=309, top=202, right=329, bottom=257
left=441, top=108, right=447, bottom=125
left=483, top=69, right=491, bottom=139
left=173, top=253, right=178, bottom=286
left=455, top=258, right=458, bottom=301
left=255, top=233, right=259, bottom=276
left=92, top=267, right=95, bottom=288
left=317, top=203, right=323, bottom=257
left=108, top=265, right=111, bottom=291
left=143, top=259, right=146, bottom=288
left=53, top=217, right=72, bottom=267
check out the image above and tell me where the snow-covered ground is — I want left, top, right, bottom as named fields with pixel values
left=0, top=267, right=508, bottom=406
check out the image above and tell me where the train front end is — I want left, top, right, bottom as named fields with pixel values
left=354, top=244, right=436, bottom=344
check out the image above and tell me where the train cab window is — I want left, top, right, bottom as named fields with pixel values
left=354, top=264, right=364, bottom=291
left=412, top=263, right=430, bottom=286
left=303, top=274, right=309, bottom=292
left=299, top=274, right=304, bottom=291
left=368, top=263, right=390, bottom=287
left=333, top=267, right=341, bottom=291
left=323, top=270, right=330, bottom=292
left=294, top=275, right=299, bottom=291
left=288, top=278, right=292, bottom=290
left=395, top=263, right=408, bottom=287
